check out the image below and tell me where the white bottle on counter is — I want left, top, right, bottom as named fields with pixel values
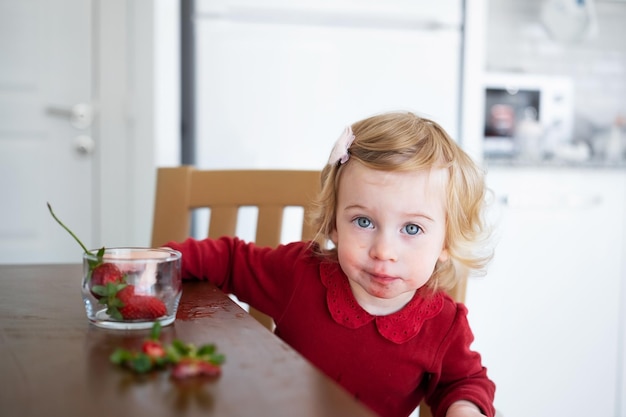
left=605, top=116, right=624, bottom=163
left=515, top=106, right=544, bottom=162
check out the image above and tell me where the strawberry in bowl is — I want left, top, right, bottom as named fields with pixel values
left=48, top=203, right=182, bottom=330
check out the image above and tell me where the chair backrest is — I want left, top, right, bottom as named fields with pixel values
left=151, top=166, right=321, bottom=329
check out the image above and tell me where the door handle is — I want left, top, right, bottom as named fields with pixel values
left=46, top=103, right=93, bottom=129
left=73, top=135, right=96, bottom=155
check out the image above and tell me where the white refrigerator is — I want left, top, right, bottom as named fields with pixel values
left=193, top=0, right=465, bottom=173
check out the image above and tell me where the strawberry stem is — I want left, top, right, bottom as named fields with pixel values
left=47, top=202, right=90, bottom=254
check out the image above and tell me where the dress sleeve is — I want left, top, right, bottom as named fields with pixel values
left=164, top=237, right=311, bottom=319
left=424, top=303, right=496, bottom=417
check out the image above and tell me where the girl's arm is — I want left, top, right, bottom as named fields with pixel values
left=446, top=400, right=486, bottom=417
left=424, top=302, right=496, bottom=417
left=162, top=236, right=310, bottom=318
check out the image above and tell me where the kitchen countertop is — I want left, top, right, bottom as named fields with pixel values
left=483, top=157, right=626, bottom=170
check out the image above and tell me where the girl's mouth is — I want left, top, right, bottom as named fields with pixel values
left=367, top=271, right=399, bottom=283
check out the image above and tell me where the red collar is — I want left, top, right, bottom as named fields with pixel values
left=320, top=262, right=444, bottom=344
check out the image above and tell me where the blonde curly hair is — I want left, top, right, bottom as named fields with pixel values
left=309, top=111, right=492, bottom=293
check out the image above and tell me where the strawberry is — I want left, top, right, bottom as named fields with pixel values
left=142, top=340, right=166, bottom=360
left=119, top=292, right=167, bottom=320
left=142, top=338, right=168, bottom=368
left=89, top=263, right=125, bottom=299
left=94, top=283, right=165, bottom=321
left=91, top=263, right=125, bottom=287
left=110, top=323, right=169, bottom=373
left=171, top=358, right=222, bottom=379
left=116, top=284, right=136, bottom=303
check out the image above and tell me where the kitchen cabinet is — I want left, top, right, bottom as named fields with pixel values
left=465, top=167, right=626, bottom=417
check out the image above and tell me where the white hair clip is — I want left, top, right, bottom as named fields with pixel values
left=328, top=126, right=355, bottom=166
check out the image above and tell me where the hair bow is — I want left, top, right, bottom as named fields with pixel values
left=328, top=126, right=355, bottom=166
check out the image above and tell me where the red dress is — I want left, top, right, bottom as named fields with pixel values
left=166, top=237, right=496, bottom=417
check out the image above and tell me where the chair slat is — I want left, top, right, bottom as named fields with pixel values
left=208, top=207, right=239, bottom=239
left=256, top=205, right=284, bottom=247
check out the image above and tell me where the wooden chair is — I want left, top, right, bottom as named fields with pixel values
left=151, top=165, right=320, bottom=330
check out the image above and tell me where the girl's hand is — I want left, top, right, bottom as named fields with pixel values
left=445, top=400, right=486, bottom=417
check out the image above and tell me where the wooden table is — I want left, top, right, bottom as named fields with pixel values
left=0, top=264, right=376, bottom=417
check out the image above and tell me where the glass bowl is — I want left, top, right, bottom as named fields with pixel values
left=82, top=247, right=182, bottom=330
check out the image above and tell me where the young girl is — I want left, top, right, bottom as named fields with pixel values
left=164, top=112, right=496, bottom=417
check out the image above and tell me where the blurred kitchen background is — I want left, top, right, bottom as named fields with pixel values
left=484, top=0, right=626, bottom=164
left=0, top=0, right=625, bottom=416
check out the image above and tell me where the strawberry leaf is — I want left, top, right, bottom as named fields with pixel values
left=112, top=282, right=127, bottom=294
left=208, top=353, right=226, bottom=365
left=166, top=340, right=192, bottom=363
left=130, top=354, right=153, bottom=373
left=106, top=298, right=124, bottom=309
left=87, top=259, right=99, bottom=271
left=110, top=348, right=134, bottom=365
left=86, top=247, right=106, bottom=277
left=107, top=307, right=123, bottom=320
left=197, top=344, right=216, bottom=356
left=165, top=345, right=183, bottom=363
left=91, top=285, right=108, bottom=297
left=150, top=322, right=162, bottom=341
left=95, top=282, right=128, bottom=320
left=197, top=344, right=225, bottom=365
left=171, top=339, right=191, bottom=355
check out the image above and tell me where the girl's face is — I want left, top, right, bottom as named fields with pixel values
left=330, top=161, right=449, bottom=315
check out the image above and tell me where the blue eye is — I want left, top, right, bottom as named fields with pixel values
left=355, top=217, right=372, bottom=229
left=404, top=224, right=422, bottom=235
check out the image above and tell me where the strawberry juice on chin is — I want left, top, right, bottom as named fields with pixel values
left=82, top=247, right=182, bottom=330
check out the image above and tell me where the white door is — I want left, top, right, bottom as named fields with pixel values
left=0, top=0, right=95, bottom=263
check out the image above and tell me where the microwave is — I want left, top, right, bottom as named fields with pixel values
left=483, top=72, right=574, bottom=159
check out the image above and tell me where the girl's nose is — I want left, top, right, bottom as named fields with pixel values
left=369, top=232, right=398, bottom=262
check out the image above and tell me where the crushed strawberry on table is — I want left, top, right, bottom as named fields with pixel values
left=110, top=322, right=225, bottom=378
